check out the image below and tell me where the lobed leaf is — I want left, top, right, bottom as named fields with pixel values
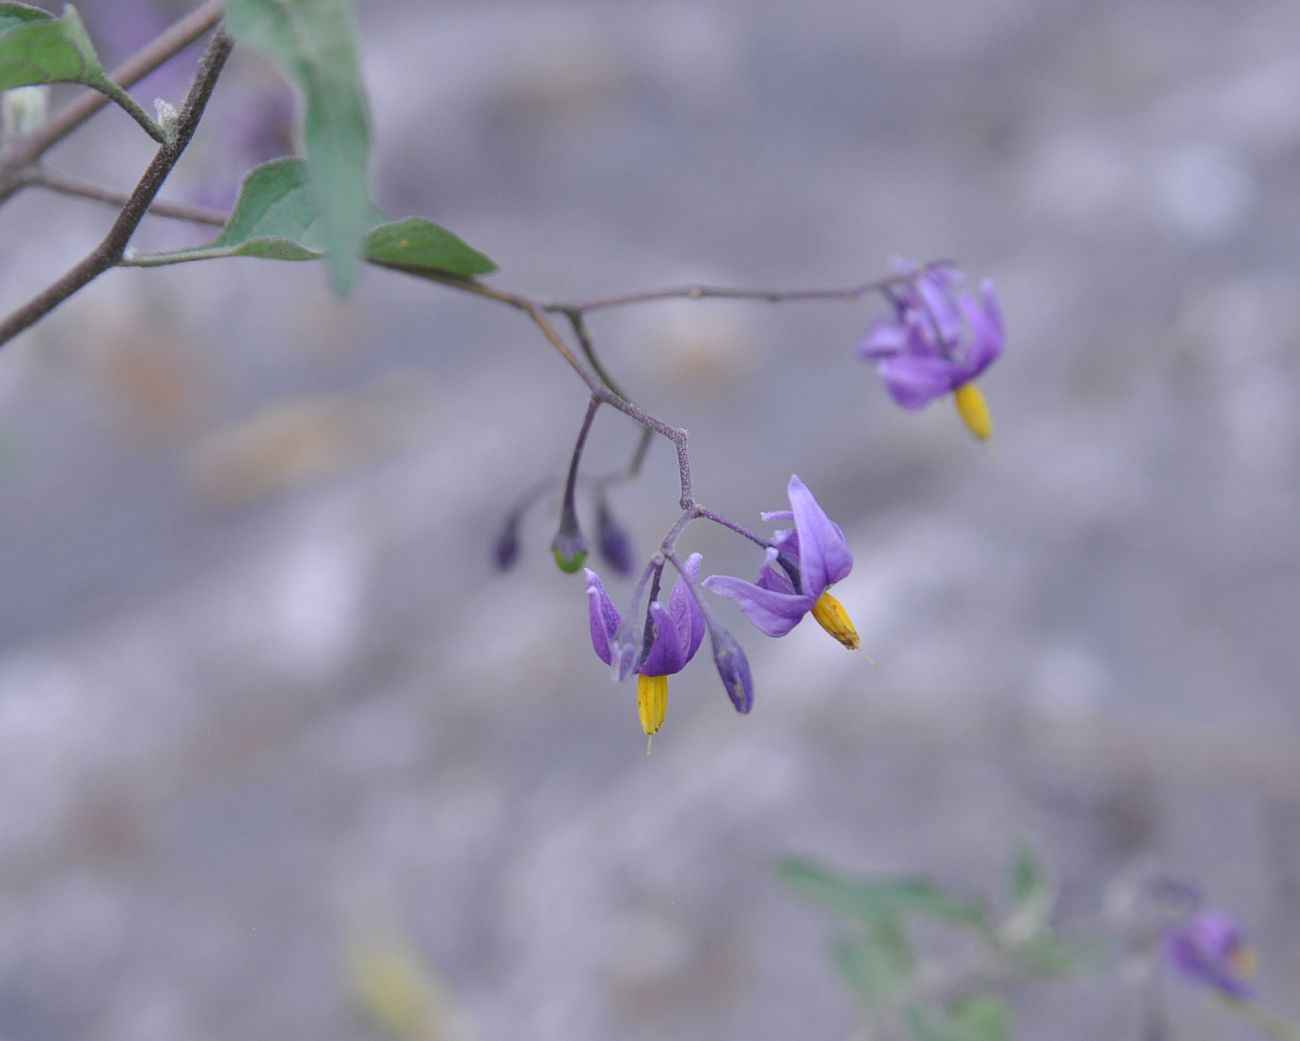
left=0, top=2, right=104, bottom=91
left=226, top=0, right=372, bottom=296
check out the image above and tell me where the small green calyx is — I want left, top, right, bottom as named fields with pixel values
left=553, top=547, right=588, bottom=574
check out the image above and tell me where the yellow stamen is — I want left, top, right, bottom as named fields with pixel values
left=637, top=673, right=668, bottom=754
left=954, top=382, right=992, bottom=441
left=811, top=590, right=860, bottom=650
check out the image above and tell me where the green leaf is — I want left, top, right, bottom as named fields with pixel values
left=226, top=0, right=371, bottom=295
left=778, top=859, right=990, bottom=930
left=907, top=996, right=1012, bottom=1041
left=129, top=160, right=334, bottom=263
left=126, top=159, right=496, bottom=278
left=832, top=933, right=913, bottom=1009
left=364, top=217, right=497, bottom=278
left=0, top=2, right=104, bottom=90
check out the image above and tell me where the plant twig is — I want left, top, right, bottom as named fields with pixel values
left=0, top=32, right=233, bottom=348
left=15, top=165, right=227, bottom=225
left=550, top=267, right=954, bottom=315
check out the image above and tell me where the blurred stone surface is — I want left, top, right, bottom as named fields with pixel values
left=1, top=0, right=1299, bottom=1039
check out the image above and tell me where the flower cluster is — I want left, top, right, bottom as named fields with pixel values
left=859, top=261, right=1004, bottom=441
left=584, top=476, right=863, bottom=747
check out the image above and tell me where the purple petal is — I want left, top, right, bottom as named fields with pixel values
left=639, top=601, right=689, bottom=676
left=755, top=547, right=798, bottom=596
left=954, top=281, right=1004, bottom=381
left=584, top=568, right=622, bottom=667
left=787, top=475, right=853, bottom=595
left=666, top=552, right=707, bottom=663
left=701, top=574, right=812, bottom=637
left=857, top=318, right=909, bottom=360
left=877, top=355, right=958, bottom=409
left=917, top=271, right=963, bottom=344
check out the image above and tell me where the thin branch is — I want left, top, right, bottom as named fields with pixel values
left=17, top=165, right=227, bottom=226
left=0, top=32, right=233, bottom=349
left=550, top=261, right=957, bottom=316
left=0, top=0, right=225, bottom=181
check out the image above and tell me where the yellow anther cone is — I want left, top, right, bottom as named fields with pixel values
left=954, top=382, right=992, bottom=441
left=637, top=674, right=668, bottom=754
left=811, top=590, right=860, bottom=650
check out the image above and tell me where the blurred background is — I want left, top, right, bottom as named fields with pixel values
left=1, top=0, right=1298, bottom=1038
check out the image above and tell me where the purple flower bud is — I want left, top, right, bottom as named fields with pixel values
left=493, top=514, right=522, bottom=571
left=708, top=620, right=754, bottom=714
left=595, top=495, right=635, bottom=577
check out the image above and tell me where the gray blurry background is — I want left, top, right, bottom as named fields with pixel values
left=1, top=0, right=1298, bottom=1038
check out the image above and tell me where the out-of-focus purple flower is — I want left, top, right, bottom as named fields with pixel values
left=858, top=260, right=1004, bottom=440
left=1162, top=910, right=1255, bottom=999
left=702, top=475, right=860, bottom=650
left=586, top=554, right=706, bottom=743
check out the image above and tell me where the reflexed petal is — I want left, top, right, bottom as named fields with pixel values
left=584, top=568, right=622, bottom=666
left=856, top=318, right=909, bottom=359
left=665, top=552, right=706, bottom=663
left=701, top=574, right=811, bottom=637
left=787, top=475, right=853, bottom=595
left=918, top=270, right=962, bottom=344
left=955, top=283, right=1004, bottom=381
left=639, top=601, right=688, bottom=676
left=877, top=355, right=958, bottom=409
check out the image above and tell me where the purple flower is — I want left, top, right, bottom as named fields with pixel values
left=1162, top=910, right=1255, bottom=999
left=858, top=261, right=1004, bottom=440
left=586, top=553, right=706, bottom=743
left=702, top=476, right=860, bottom=650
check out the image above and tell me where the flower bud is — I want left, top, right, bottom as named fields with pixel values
left=550, top=529, right=588, bottom=574
left=708, top=621, right=754, bottom=714
left=493, top=514, right=521, bottom=571
left=595, top=495, right=634, bottom=577
left=550, top=498, right=588, bottom=573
